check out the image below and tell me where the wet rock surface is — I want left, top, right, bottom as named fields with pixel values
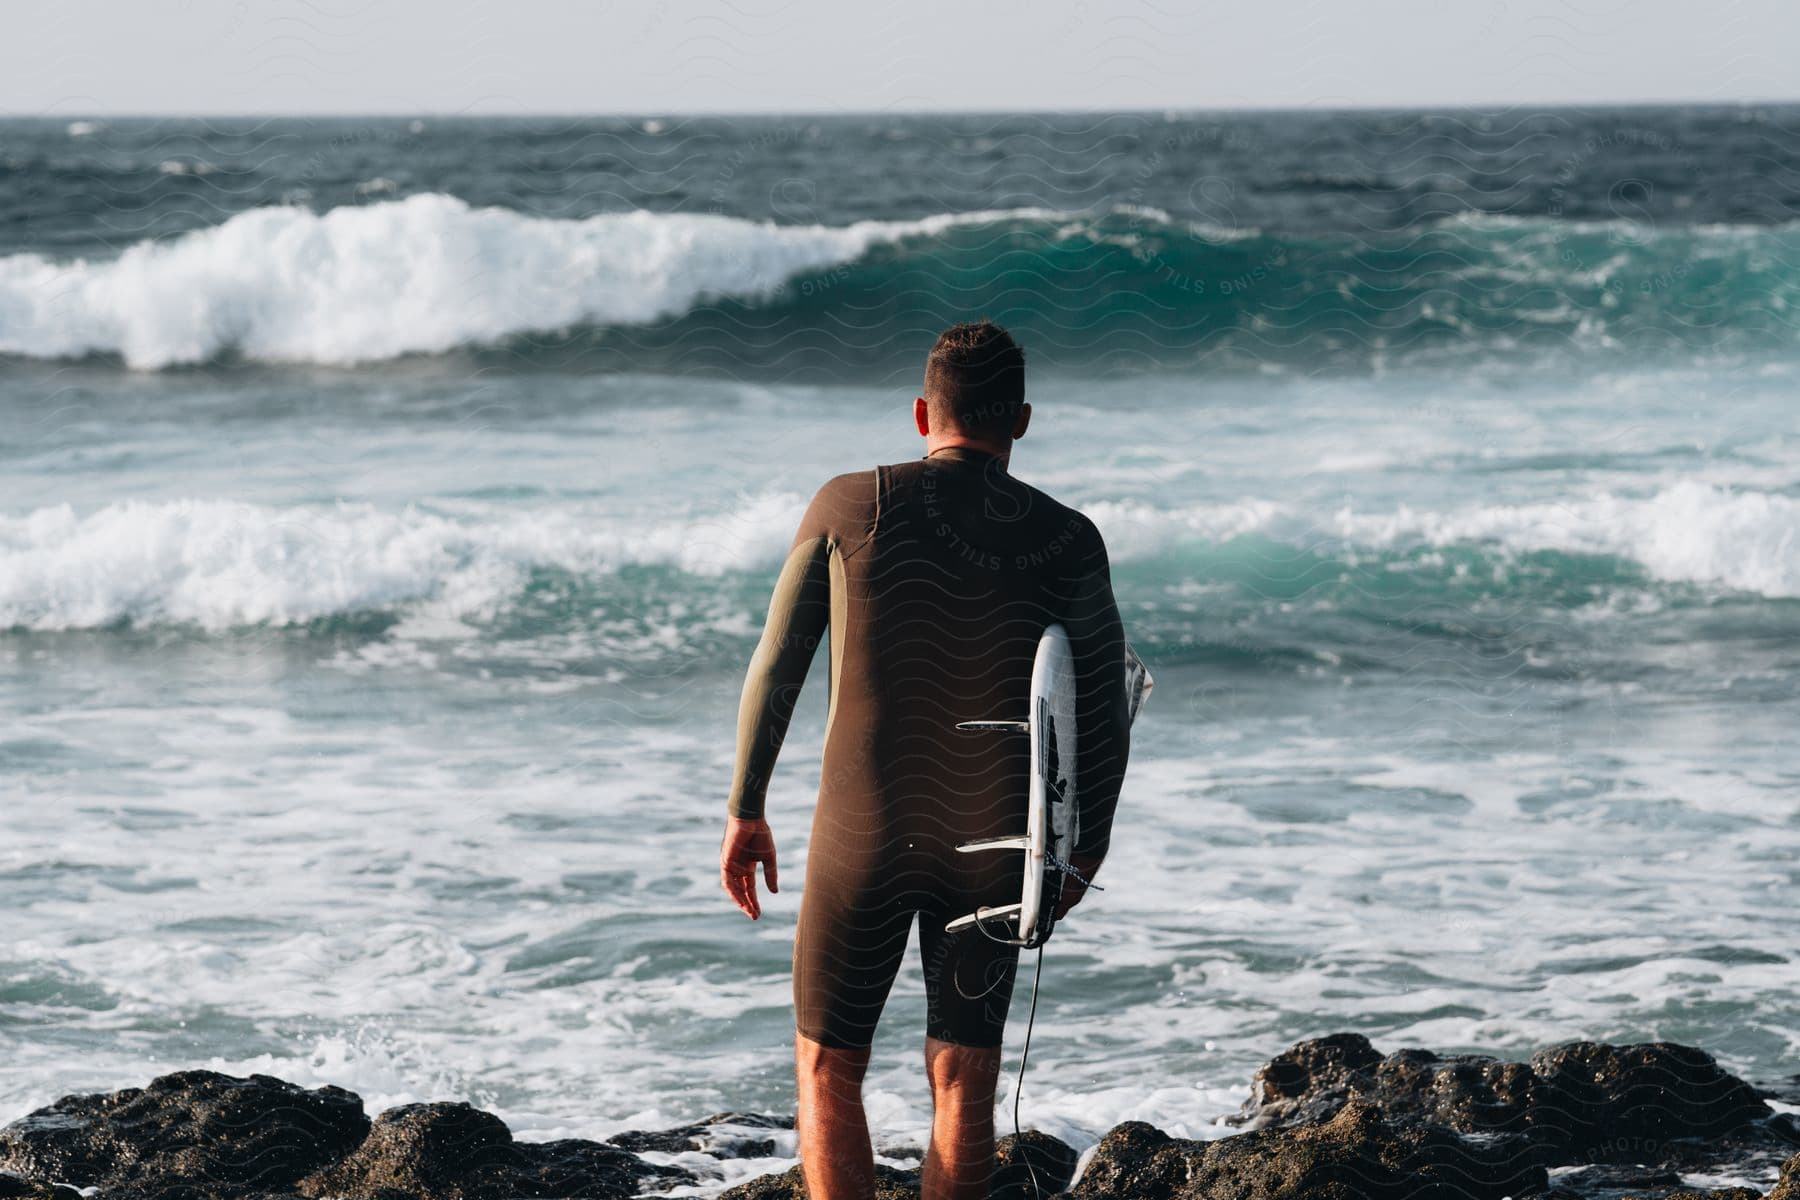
left=606, top=1110, right=793, bottom=1158
left=1222, top=1035, right=1793, bottom=1199
left=0, top=1075, right=686, bottom=1200
left=712, top=1130, right=1079, bottom=1199
left=1068, top=1100, right=1546, bottom=1199
left=0, top=1040, right=1791, bottom=1200
left=716, top=1160, right=920, bottom=1199
left=995, top=1128, right=1082, bottom=1196
left=0, top=1070, right=369, bottom=1198
left=1234, top=1030, right=1796, bottom=1193
left=1768, top=1152, right=1800, bottom=1200
left=1529, top=1041, right=1775, bottom=1152
left=1239, top=1033, right=1775, bottom=1154
left=293, top=1100, right=690, bottom=1200
left=0, top=1173, right=81, bottom=1200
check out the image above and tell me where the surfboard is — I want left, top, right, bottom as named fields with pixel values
left=946, top=626, right=1152, bottom=946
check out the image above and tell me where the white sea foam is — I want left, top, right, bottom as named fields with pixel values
left=156, top=159, right=215, bottom=177
left=2, top=482, right=1793, bottom=631
left=0, top=194, right=1059, bottom=368
left=0, top=493, right=804, bottom=631
left=1092, top=482, right=1799, bottom=598
left=1085, top=497, right=1291, bottom=558
left=1330, top=480, right=1800, bottom=598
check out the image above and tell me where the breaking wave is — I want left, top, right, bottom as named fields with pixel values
left=2, top=194, right=1796, bottom=370
left=3, top=483, right=1792, bottom=635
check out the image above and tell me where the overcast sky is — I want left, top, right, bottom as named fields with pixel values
left=4, top=0, right=1796, bottom=115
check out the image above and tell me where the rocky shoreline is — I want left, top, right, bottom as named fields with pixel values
left=1, top=1034, right=1794, bottom=1199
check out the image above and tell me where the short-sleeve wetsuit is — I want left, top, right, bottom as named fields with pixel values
left=727, top=444, right=1132, bottom=1049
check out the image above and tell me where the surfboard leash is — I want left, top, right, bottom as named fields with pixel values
left=1044, top=852, right=1103, bottom=893
left=960, top=861, right=1101, bottom=1197
left=1012, top=942, right=1046, bottom=1200
left=955, top=910, right=1048, bottom=1198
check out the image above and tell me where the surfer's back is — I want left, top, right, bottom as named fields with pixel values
left=790, top=450, right=1125, bottom=861
left=720, top=319, right=1133, bottom=1085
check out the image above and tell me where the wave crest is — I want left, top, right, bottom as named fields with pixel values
left=0, top=494, right=803, bottom=631
left=3, top=483, right=1792, bottom=634
left=0, top=195, right=1043, bottom=369
left=3, top=196, right=1796, bottom=370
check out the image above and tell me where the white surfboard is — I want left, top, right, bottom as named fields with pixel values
left=947, top=626, right=1152, bottom=946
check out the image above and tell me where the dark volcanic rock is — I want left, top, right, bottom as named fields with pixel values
left=994, top=1129, right=1081, bottom=1198
left=606, top=1111, right=792, bottom=1158
left=1248, top=1031, right=1385, bottom=1125
left=0, top=1173, right=80, bottom=1200
left=1070, top=1100, right=1546, bottom=1199
left=716, top=1130, right=1075, bottom=1200
left=296, top=1101, right=688, bottom=1200
left=1371, top=1047, right=1538, bottom=1135
left=717, top=1161, right=919, bottom=1199
left=3, top=1052, right=1786, bottom=1200
left=1770, top=1151, right=1800, bottom=1200
left=1532, top=1041, right=1773, bottom=1152
left=1239, top=1033, right=1774, bottom=1159
left=1244, top=1034, right=1540, bottom=1135
left=1066, top=1122, right=1184, bottom=1200
left=516, top=1137, right=691, bottom=1197
left=300, top=1101, right=515, bottom=1197
left=0, top=1070, right=369, bottom=1198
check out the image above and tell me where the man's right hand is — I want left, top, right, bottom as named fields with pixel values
left=720, top=817, right=779, bottom=920
left=1052, top=853, right=1105, bottom=921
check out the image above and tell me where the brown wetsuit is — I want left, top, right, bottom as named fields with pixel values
left=727, top=444, right=1131, bottom=1049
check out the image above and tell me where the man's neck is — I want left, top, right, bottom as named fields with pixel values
left=924, top=437, right=1011, bottom=470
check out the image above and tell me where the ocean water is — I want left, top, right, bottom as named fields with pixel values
left=2, top=110, right=1798, bottom=1188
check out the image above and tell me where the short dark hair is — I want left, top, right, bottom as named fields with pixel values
left=924, top=320, right=1025, bottom=437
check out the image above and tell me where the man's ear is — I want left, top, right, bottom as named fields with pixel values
left=914, top=397, right=931, bottom=437
left=1012, top=402, right=1031, bottom=440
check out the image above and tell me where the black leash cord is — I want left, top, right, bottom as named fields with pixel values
left=1012, top=943, right=1046, bottom=1200
left=963, top=873, right=1090, bottom=1196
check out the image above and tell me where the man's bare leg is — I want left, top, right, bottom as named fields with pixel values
left=921, top=1035, right=1004, bottom=1200
left=795, top=1031, right=876, bottom=1199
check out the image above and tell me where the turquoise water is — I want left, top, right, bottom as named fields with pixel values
left=2, top=111, right=1797, bottom=1188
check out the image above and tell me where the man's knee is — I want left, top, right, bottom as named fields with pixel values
left=923, top=1035, right=1003, bottom=1096
left=796, top=1031, right=871, bottom=1088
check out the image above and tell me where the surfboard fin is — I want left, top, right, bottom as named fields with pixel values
left=955, top=835, right=1031, bottom=853
left=944, top=902, right=1024, bottom=934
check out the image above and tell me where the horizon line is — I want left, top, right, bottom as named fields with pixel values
left=7, top=96, right=1799, bottom=121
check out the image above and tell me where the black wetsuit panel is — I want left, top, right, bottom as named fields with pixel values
left=727, top=445, right=1130, bottom=1048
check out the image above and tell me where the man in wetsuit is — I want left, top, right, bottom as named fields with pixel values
left=719, top=321, right=1132, bottom=1200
